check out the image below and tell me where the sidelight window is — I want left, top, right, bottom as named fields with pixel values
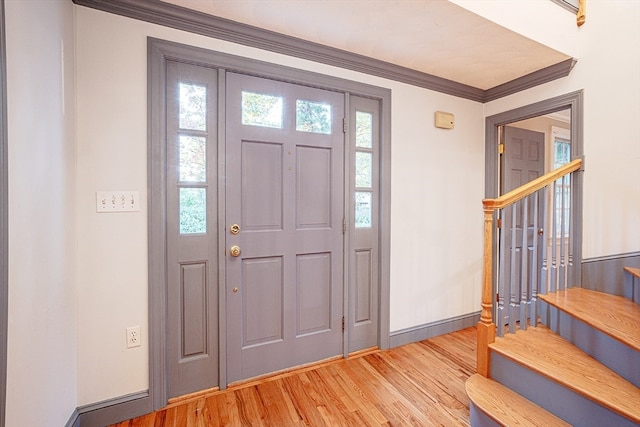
left=178, top=81, right=209, bottom=234
left=354, top=110, right=374, bottom=228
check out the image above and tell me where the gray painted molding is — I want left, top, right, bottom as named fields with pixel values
left=71, top=0, right=575, bottom=103
left=0, top=1, right=8, bottom=425
left=581, top=252, right=640, bottom=297
left=64, top=409, right=79, bottom=427
left=389, top=311, right=480, bottom=348
left=484, top=59, right=576, bottom=102
left=71, top=391, right=150, bottom=427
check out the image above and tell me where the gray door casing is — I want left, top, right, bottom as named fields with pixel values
left=0, top=1, right=7, bottom=425
left=485, top=91, right=584, bottom=304
left=149, top=38, right=392, bottom=408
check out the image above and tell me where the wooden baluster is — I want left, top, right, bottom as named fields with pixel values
left=477, top=206, right=496, bottom=377
left=550, top=181, right=558, bottom=293
left=559, top=175, right=568, bottom=291
left=520, top=197, right=529, bottom=330
left=509, top=203, right=518, bottom=334
left=567, top=176, right=574, bottom=287
left=497, top=208, right=506, bottom=337
left=540, top=186, right=549, bottom=297
left=530, top=192, right=539, bottom=327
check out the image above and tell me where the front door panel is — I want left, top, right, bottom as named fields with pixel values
left=226, top=73, right=344, bottom=383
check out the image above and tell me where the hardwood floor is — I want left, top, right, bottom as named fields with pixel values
left=112, top=327, right=476, bottom=427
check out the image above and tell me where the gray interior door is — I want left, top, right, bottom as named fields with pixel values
left=501, top=126, right=545, bottom=321
left=225, top=73, right=345, bottom=383
left=166, top=61, right=219, bottom=398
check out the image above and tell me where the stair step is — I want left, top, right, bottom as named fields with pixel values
left=625, top=266, right=640, bottom=278
left=490, top=325, right=640, bottom=425
left=625, top=266, right=640, bottom=304
left=466, top=373, right=570, bottom=427
left=539, top=287, right=640, bottom=351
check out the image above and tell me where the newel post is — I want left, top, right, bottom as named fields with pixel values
left=477, top=205, right=496, bottom=377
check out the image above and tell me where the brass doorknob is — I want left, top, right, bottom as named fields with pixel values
left=229, top=245, right=241, bottom=257
left=538, top=228, right=544, bottom=236
left=232, top=287, right=239, bottom=293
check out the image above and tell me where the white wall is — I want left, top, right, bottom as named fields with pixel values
left=75, top=7, right=484, bottom=405
left=5, top=0, right=77, bottom=425
left=484, top=0, right=640, bottom=259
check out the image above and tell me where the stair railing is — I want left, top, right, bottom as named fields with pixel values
left=477, top=158, right=583, bottom=377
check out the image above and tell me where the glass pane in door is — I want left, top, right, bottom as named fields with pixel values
left=179, top=135, right=206, bottom=182
left=296, top=99, right=332, bottom=134
left=242, top=91, right=283, bottom=128
left=179, top=187, right=207, bottom=234
left=179, top=83, right=207, bottom=131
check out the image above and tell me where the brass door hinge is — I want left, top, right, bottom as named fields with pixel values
left=498, top=143, right=505, bottom=154
left=343, top=118, right=347, bottom=133
left=342, top=316, right=345, bottom=332
left=497, top=218, right=502, bottom=229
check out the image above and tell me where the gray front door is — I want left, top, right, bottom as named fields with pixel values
left=225, top=73, right=345, bottom=383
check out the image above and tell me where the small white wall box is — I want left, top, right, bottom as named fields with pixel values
left=435, top=111, right=455, bottom=129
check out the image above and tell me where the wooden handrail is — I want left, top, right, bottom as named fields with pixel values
left=483, top=159, right=582, bottom=210
left=476, top=157, right=582, bottom=376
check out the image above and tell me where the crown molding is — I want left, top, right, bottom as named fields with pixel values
left=72, top=0, right=574, bottom=103
left=484, top=58, right=577, bottom=102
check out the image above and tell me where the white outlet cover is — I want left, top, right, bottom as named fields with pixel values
left=126, top=325, right=141, bottom=348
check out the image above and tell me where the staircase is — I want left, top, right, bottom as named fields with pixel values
left=466, top=269, right=640, bottom=426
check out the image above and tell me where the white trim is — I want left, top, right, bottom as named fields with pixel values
left=552, top=125, right=570, bottom=141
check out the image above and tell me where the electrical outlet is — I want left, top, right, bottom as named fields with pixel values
left=126, top=326, right=141, bottom=348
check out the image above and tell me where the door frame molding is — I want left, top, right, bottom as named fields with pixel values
left=148, top=37, right=391, bottom=409
left=484, top=90, right=585, bottom=288
left=0, top=1, right=7, bottom=424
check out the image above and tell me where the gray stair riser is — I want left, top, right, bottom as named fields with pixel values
left=547, top=305, right=640, bottom=387
left=490, top=352, right=637, bottom=427
left=625, top=273, right=640, bottom=304
left=469, top=403, right=502, bottom=427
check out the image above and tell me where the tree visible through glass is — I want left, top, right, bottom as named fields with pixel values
left=179, top=83, right=207, bottom=131
left=296, top=100, right=332, bottom=134
left=242, top=91, right=283, bottom=128
left=179, top=135, right=206, bottom=182
left=355, top=111, right=373, bottom=228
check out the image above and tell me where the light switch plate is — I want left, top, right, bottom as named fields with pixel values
left=96, top=191, right=140, bottom=212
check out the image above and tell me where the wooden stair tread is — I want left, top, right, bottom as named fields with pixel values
left=539, top=287, right=640, bottom=352
left=624, top=266, right=640, bottom=279
left=466, top=373, right=571, bottom=427
left=490, top=326, right=640, bottom=424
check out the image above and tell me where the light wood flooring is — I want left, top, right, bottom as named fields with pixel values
left=112, top=327, right=477, bottom=426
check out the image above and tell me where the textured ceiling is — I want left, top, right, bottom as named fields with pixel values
left=161, top=0, right=572, bottom=90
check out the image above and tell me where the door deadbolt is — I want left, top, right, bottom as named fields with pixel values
left=230, top=224, right=240, bottom=235
left=229, top=245, right=241, bottom=257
